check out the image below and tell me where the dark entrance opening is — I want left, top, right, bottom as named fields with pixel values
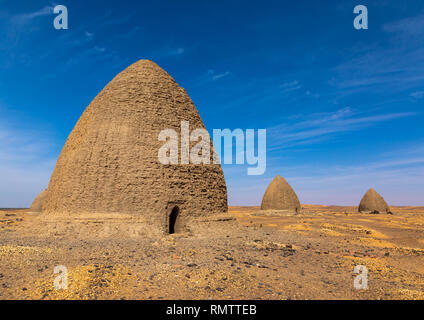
left=169, top=206, right=179, bottom=234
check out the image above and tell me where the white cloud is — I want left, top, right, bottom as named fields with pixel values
left=10, top=6, right=54, bottom=26
left=0, top=121, right=58, bottom=208
left=279, top=80, right=302, bottom=93
left=93, top=46, right=106, bottom=53
left=164, top=47, right=185, bottom=57
left=410, top=91, right=424, bottom=99
left=331, top=12, right=424, bottom=97
left=383, top=12, right=424, bottom=37
left=203, top=69, right=232, bottom=81
left=268, top=107, right=416, bottom=150
left=227, top=154, right=424, bottom=206
left=287, top=157, right=424, bottom=206
left=212, top=71, right=231, bottom=81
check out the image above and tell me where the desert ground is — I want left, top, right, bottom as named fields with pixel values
left=0, top=205, right=424, bottom=300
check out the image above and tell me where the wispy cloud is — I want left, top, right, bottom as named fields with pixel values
left=148, top=46, right=187, bottom=60
left=0, top=119, right=58, bottom=208
left=383, top=12, right=424, bottom=38
left=207, top=69, right=231, bottom=81
left=62, top=31, right=96, bottom=47
left=212, top=71, right=230, bottom=81
left=410, top=91, right=424, bottom=99
left=0, top=124, right=55, bottom=157
left=286, top=155, right=424, bottom=205
left=0, top=6, right=53, bottom=39
left=10, top=5, right=54, bottom=26
left=279, top=80, right=302, bottom=93
left=93, top=46, right=106, bottom=53
left=331, top=12, right=424, bottom=98
left=268, top=107, right=416, bottom=150
left=227, top=152, right=424, bottom=206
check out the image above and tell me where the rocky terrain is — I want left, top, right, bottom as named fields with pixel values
left=0, top=205, right=423, bottom=300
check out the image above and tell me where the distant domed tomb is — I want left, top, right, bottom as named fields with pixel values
left=358, top=188, right=390, bottom=214
left=261, top=175, right=301, bottom=212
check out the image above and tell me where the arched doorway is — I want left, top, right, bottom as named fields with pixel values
left=168, top=206, right=179, bottom=234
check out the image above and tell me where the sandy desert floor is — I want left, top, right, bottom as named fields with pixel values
left=0, top=205, right=424, bottom=300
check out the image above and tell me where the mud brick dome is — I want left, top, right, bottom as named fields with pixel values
left=261, top=175, right=301, bottom=212
left=358, top=188, right=390, bottom=213
left=29, top=189, right=47, bottom=212
left=42, top=60, right=228, bottom=231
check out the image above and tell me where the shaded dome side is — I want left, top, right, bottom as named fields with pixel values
left=30, top=189, right=47, bottom=212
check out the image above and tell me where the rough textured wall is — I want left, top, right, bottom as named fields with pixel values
left=29, top=189, right=47, bottom=212
left=43, top=60, right=227, bottom=230
left=261, top=175, right=300, bottom=212
left=358, top=188, right=390, bottom=213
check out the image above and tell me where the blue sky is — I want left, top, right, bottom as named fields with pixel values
left=0, top=0, right=423, bottom=207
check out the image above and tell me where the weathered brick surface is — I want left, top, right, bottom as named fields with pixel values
left=261, top=175, right=300, bottom=212
left=29, top=189, right=47, bottom=212
left=358, top=188, right=390, bottom=213
left=43, top=60, right=227, bottom=232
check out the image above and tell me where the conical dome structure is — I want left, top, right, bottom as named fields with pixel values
left=29, top=189, right=47, bottom=212
left=261, top=175, right=301, bottom=212
left=43, top=60, right=227, bottom=232
left=358, top=188, right=390, bottom=213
